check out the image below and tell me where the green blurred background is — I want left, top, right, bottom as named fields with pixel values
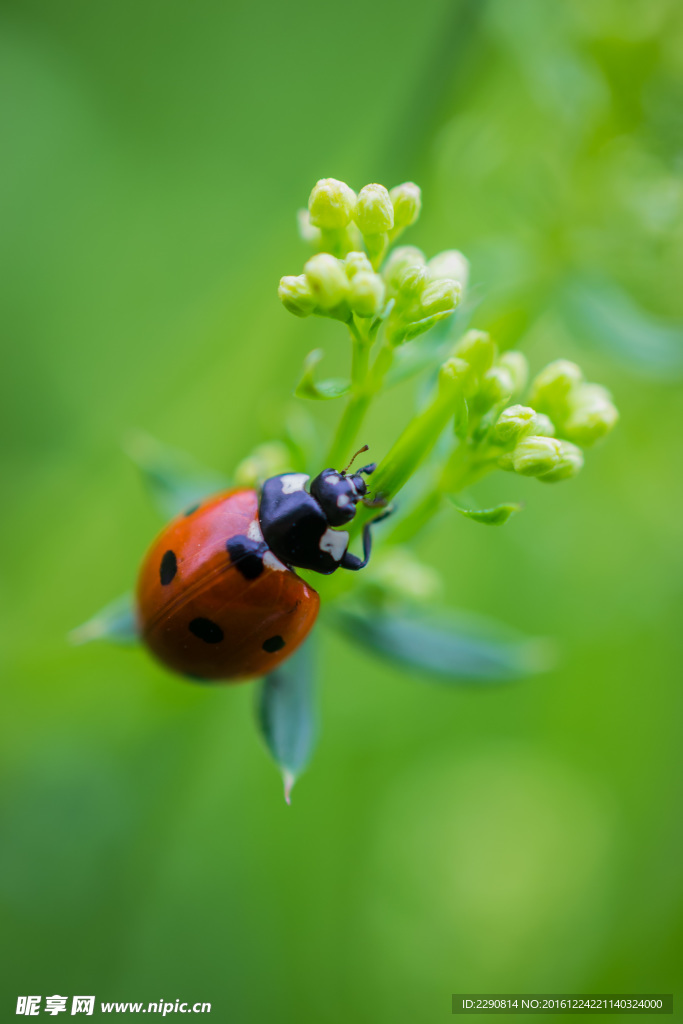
left=1, top=0, right=682, bottom=1018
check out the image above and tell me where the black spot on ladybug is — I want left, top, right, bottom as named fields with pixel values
left=262, top=635, right=285, bottom=653
left=188, top=618, right=224, bottom=644
left=183, top=503, right=201, bottom=517
left=226, top=535, right=265, bottom=579
left=160, top=550, right=177, bottom=585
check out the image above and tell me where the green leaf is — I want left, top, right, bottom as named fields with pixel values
left=256, top=639, right=317, bottom=803
left=330, top=604, right=552, bottom=683
left=125, top=432, right=228, bottom=520
left=450, top=499, right=522, bottom=525
left=295, top=349, right=351, bottom=401
left=69, top=593, right=139, bottom=646
left=402, top=310, right=454, bottom=343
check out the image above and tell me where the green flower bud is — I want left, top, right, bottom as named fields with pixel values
left=344, top=251, right=373, bottom=280
left=428, top=250, right=469, bottom=290
left=529, top=360, right=583, bottom=419
left=304, top=253, right=349, bottom=311
left=563, top=384, right=619, bottom=447
left=452, top=330, right=496, bottom=393
left=278, top=274, right=317, bottom=318
left=235, top=442, right=291, bottom=488
left=308, top=178, right=357, bottom=229
left=418, top=278, right=461, bottom=317
left=349, top=272, right=386, bottom=318
left=397, top=264, right=430, bottom=301
left=538, top=441, right=584, bottom=483
left=389, top=182, right=422, bottom=230
left=512, top=435, right=564, bottom=477
left=492, top=404, right=537, bottom=445
left=439, top=356, right=470, bottom=392
left=497, top=350, right=528, bottom=395
left=368, top=547, right=442, bottom=602
left=354, top=183, right=394, bottom=235
left=382, top=245, right=426, bottom=288
left=476, top=366, right=514, bottom=411
left=533, top=412, right=556, bottom=437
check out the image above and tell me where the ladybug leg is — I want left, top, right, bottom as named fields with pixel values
left=341, top=508, right=393, bottom=571
left=357, top=462, right=377, bottom=476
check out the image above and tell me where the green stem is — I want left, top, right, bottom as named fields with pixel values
left=349, top=360, right=464, bottom=540
left=379, top=440, right=500, bottom=547
left=325, top=320, right=371, bottom=467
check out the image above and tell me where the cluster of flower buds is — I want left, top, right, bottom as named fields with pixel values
left=279, top=178, right=467, bottom=342
left=278, top=250, right=387, bottom=321
left=478, top=358, right=619, bottom=484
left=529, top=360, right=619, bottom=447
left=298, top=177, right=423, bottom=263
left=434, top=333, right=618, bottom=486
left=381, top=245, right=467, bottom=345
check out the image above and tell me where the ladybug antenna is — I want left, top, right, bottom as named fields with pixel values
left=341, top=445, right=369, bottom=475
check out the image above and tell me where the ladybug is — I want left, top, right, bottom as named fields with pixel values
left=136, top=450, right=385, bottom=682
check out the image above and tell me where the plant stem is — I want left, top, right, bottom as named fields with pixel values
left=325, top=320, right=373, bottom=467
left=349, top=360, right=464, bottom=540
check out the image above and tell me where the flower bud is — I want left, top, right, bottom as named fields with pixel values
left=492, top=404, right=537, bottom=446
left=382, top=245, right=426, bottom=288
left=428, top=250, right=469, bottom=291
left=349, top=272, right=386, bottom=318
left=512, top=435, right=564, bottom=477
left=439, top=356, right=470, bottom=390
left=278, top=274, right=317, bottom=318
left=354, top=183, right=394, bottom=235
left=308, top=178, right=357, bottom=229
left=538, top=441, right=584, bottom=483
left=533, top=413, right=556, bottom=437
left=390, top=182, right=422, bottom=230
left=397, top=264, right=430, bottom=301
left=529, top=360, right=583, bottom=418
left=477, top=366, right=514, bottom=410
left=418, top=278, right=461, bottom=317
left=304, top=253, right=349, bottom=311
left=344, top=251, right=373, bottom=280
left=563, top=384, right=619, bottom=447
left=497, top=350, right=528, bottom=395
left=235, top=442, right=291, bottom=488
left=453, top=330, right=496, bottom=383
left=368, top=547, right=442, bottom=602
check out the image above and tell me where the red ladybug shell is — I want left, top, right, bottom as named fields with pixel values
left=136, top=489, right=319, bottom=682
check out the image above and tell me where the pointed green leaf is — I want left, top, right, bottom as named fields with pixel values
left=126, top=432, right=228, bottom=520
left=330, top=605, right=552, bottom=683
left=402, top=310, right=454, bottom=343
left=295, top=349, right=351, bottom=401
left=256, top=639, right=317, bottom=803
left=69, top=593, right=139, bottom=646
left=450, top=499, right=522, bottom=526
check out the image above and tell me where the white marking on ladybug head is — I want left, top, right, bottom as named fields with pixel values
left=281, top=473, right=309, bottom=494
left=247, top=519, right=264, bottom=542
left=337, top=493, right=351, bottom=508
left=263, top=551, right=287, bottom=572
left=326, top=474, right=340, bottom=486
left=319, top=527, right=349, bottom=562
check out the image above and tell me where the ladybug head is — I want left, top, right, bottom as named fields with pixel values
left=310, top=449, right=376, bottom=527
